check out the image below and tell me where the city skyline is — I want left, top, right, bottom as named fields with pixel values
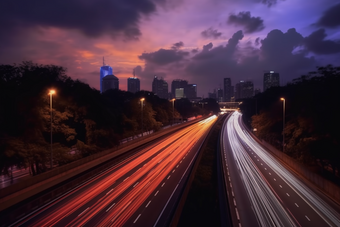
left=1, top=0, right=339, bottom=97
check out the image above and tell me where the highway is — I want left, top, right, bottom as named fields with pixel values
left=10, top=115, right=217, bottom=227
left=221, top=111, right=340, bottom=227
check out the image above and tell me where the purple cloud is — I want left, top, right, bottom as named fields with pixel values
left=228, top=11, right=265, bottom=33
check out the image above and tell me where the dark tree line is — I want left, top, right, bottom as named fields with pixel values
left=0, top=62, right=217, bottom=176
left=240, top=65, right=340, bottom=175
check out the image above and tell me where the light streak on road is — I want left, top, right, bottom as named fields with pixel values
left=221, top=111, right=340, bottom=227
left=12, top=115, right=217, bottom=227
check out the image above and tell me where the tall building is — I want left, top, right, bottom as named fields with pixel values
left=217, top=88, right=223, bottom=102
left=235, top=81, right=254, bottom=100
left=100, top=57, right=113, bottom=93
left=102, top=75, right=119, bottom=93
left=152, top=76, right=168, bottom=99
left=185, top=84, right=197, bottom=99
left=223, top=78, right=232, bottom=102
left=171, top=79, right=188, bottom=98
left=127, top=77, right=140, bottom=93
left=175, top=88, right=185, bottom=99
left=263, top=71, right=280, bottom=91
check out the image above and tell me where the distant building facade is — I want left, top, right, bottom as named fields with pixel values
left=127, top=77, right=140, bottom=93
left=217, top=88, right=224, bottom=102
left=175, top=88, right=185, bottom=99
left=152, top=76, right=168, bottom=99
left=102, top=74, right=119, bottom=93
left=235, top=81, right=254, bottom=100
left=263, top=71, right=280, bottom=91
left=185, top=84, right=197, bottom=99
left=223, top=78, right=232, bottom=102
left=171, top=79, right=188, bottom=98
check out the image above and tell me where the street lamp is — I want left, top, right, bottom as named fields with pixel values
left=171, top=98, right=175, bottom=126
left=49, top=90, right=55, bottom=169
left=140, top=98, right=145, bottom=137
left=280, top=97, right=285, bottom=152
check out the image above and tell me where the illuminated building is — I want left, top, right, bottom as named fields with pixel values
left=102, top=75, right=119, bottom=93
left=263, top=71, right=280, bottom=91
left=100, top=57, right=113, bottom=93
left=128, top=77, right=140, bottom=93
left=152, top=76, right=168, bottom=99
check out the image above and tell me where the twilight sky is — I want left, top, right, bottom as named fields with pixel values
left=1, top=0, right=340, bottom=97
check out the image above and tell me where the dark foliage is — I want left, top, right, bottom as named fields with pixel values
left=0, top=62, right=206, bottom=176
left=240, top=65, right=340, bottom=175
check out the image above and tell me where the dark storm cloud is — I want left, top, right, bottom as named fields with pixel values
left=304, top=29, right=340, bottom=54
left=201, top=27, right=223, bottom=39
left=227, top=11, right=264, bottom=33
left=259, top=0, right=282, bottom=7
left=184, top=28, right=316, bottom=95
left=255, top=37, right=261, bottom=46
left=138, top=48, right=189, bottom=65
left=317, top=3, right=340, bottom=28
left=260, top=28, right=304, bottom=61
left=0, top=0, right=157, bottom=39
left=171, top=41, right=184, bottom=50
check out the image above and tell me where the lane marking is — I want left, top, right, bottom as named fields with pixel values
left=286, top=193, right=290, bottom=197
left=133, top=182, right=139, bottom=187
left=162, top=183, right=165, bottom=187
left=235, top=208, right=240, bottom=220
left=172, top=170, right=175, bottom=173
left=269, top=172, right=271, bottom=175
left=261, top=163, right=263, bottom=165
left=295, top=203, right=299, bottom=207
left=124, top=177, right=129, bottom=181
left=265, top=168, right=267, bottom=170
left=106, top=189, right=113, bottom=195
left=233, top=198, right=237, bottom=206
left=305, top=215, right=310, bottom=221
left=274, top=178, right=276, bottom=181
left=78, top=207, right=89, bottom=216
left=106, top=203, right=116, bottom=212
left=279, top=185, right=282, bottom=188
left=155, top=191, right=159, bottom=196
left=176, top=165, right=179, bottom=168
left=146, top=201, right=151, bottom=208
left=134, top=214, right=141, bottom=223
left=167, top=175, right=171, bottom=179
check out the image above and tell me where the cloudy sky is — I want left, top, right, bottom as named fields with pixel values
left=1, top=0, right=340, bottom=97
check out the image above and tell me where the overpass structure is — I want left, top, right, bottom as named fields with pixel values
left=219, top=102, right=240, bottom=112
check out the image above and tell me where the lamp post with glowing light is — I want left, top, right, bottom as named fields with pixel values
left=140, top=98, right=145, bottom=137
left=49, top=90, right=55, bottom=169
left=171, top=98, right=175, bottom=126
left=280, top=97, right=285, bottom=152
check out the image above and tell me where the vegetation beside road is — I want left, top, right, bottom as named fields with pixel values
left=0, top=61, right=220, bottom=177
left=240, top=65, right=340, bottom=181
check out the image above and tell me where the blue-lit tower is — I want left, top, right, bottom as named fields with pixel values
left=100, top=57, right=113, bottom=93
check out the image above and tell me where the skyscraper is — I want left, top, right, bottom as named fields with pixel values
left=263, top=71, right=280, bottom=91
left=223, top=78, right=232, bottom=102
left=235, top=81, right=254, bottom=100
left=217, top=88, right=223, bottom=102
left=152, top=76, right=168, bottom=99
left=100, top=57, right=113, bottom=93
left=127, top=77, right=140, bottom=93
left=102, top=75, right=119, bottom=93
left=185, top=84, right=197, bottom=99
left=171, top=79, right=188, bottom=98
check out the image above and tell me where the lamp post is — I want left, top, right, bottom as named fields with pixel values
left=171, top=98, right=175, bottom=126
left=280, top=98, right=285, bottom=152
left=140, top=98, right=144, bottom=137
left=49, top=90, right=55, bottom=169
